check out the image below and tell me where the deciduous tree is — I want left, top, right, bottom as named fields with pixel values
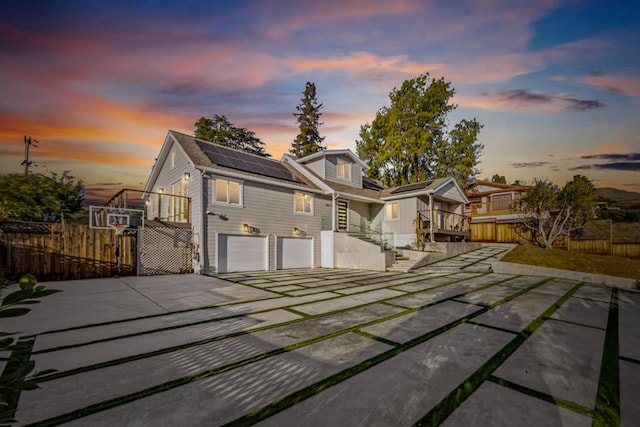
left=194, top=115, right=270, bottom=157
left=291, top=82, right=325, bottom=157
left=513, top=175, right=596, bottom=248
left=356, top=73, right=483, bottom=186
left=0, top=172, right=84, bottom=222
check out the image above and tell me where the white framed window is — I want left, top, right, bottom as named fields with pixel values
left=214, top=178, right=242, bottom=206
left=385, top=202, right=399, bottom=220
left=294, top=192, right=313, bottom=215
left=337, top=159, right=351, bottom=180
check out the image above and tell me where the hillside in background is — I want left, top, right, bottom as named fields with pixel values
left=595, top=187, right=640, bottom=209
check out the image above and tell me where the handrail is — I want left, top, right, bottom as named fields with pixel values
left=347, top=223, right=393, bottom=251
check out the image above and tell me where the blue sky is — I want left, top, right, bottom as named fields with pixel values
left=1, top=0, right=639, bottom=203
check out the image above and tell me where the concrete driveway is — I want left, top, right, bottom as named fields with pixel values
left=4, top=257, right=639, bottom=425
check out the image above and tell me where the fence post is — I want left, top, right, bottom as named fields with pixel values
left=609, top=219, right=613, bottom=256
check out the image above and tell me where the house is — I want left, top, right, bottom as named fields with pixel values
left=465, top=180, right=527, bottom=220
left=142, top=130, right=469, bottom=274
left=464, top=180, right=528, bottom=242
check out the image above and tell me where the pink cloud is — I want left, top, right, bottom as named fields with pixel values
left=581, top=74, right=640, bottom=98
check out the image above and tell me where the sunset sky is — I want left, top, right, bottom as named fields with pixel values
left=1, top=0, right=639, bottom=204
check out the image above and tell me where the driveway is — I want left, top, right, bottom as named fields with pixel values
left=4, top=250, right=639, bottom=426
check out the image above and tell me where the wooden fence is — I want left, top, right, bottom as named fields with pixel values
left=469, top=220, right=640, bottom=258
left=469, top=221, right=530, bottom=243
left=0, top=223, right=136, bottom=281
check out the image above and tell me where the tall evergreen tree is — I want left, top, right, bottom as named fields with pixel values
left=194, top=115, right=270, bottom=157
left=356, top=73, right=483, bottom=187
left=291, top=82, right=325, bottom=157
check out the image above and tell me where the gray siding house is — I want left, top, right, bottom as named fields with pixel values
left=143, top=130, right=469, bottom=274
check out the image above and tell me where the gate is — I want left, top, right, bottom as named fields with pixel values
left=137, top=227, right=193, bottom=275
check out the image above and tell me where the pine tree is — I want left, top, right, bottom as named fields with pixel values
left=291, top=82, right=325, bottom=157
left=194, top=115, right=270, bottom=157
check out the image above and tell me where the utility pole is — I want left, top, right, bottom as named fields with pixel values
left=22, top=135, right=38, bottom=174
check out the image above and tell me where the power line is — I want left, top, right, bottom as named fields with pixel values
left=21, top=135, right=38, bottom=174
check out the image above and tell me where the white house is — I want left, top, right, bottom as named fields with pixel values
left=143, top=130, right=469, bottom=274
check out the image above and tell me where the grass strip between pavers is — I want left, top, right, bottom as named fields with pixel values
left=488, top=376, right=594, bottom=418
left=592, top=287, right=620, bottom=427
left=27, top=274, right=550, bottom=425
left=0, top=338, right=35, bottom=422
left=618, top=355, right=640, bottom=365
left=38, top=277, right=551, bottom=382
left=222, top=278, right=554, bottom=426
left=412, top=281, right=585, bottom=426
left=33, top=271, right=501, bottom=355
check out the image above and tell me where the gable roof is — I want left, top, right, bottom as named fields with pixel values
left=295, top=149, right=369, bottom=169
left=466, top=180, right=527, bottom=199
left=380, top=177, right=464, bottom=200
left=144, top=131, right=322, bottom=193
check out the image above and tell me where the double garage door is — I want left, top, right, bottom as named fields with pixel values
left=217, top=234, right=312, bottom=273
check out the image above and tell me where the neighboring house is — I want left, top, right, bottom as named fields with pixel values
left=465, top=180, right=527, bottom=222
left=464, top=180, right=528, bottom=242
left=143, top=130, right=469, bottom=274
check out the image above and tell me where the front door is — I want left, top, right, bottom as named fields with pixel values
left=337, top=200, right=348, bottom=231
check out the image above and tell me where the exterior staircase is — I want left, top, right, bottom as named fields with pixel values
left=387, top=251, right=414, bottom=272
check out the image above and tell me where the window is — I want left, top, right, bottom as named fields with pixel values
left=165, top=180, right=189, bottom=222
left=214, top=178, right=241, bottom=206
left=171, top=151, right=176, bottom=168
left=294, top=192, right=313, bottom=215
left=385, top=202, right=398, bottom=220
left=337, top=159, right=351, bottom=180
left=491, top=193, right=512, bottom=211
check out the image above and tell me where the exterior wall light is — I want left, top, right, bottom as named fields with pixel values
left=183, top=172, right=191, bottom=182
left=293, top=227, right=306, bottom=237
left=243, top=223, right=250, bottom=233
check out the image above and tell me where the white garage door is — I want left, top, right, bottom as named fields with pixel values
left=277, top=237, right=313, bottom=269
left=218, top=234, right=268, bottom=273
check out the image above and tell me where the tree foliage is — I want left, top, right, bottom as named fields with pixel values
left=291, top=82, right=325, bottom=157
left=356, top=73, right=483, bottom=187
left=513, top=175, right=596, bottom=249
left=491, top=174, right=507, bottom=184
left=0, top=274, right=60, bottom=424
left=194, top=115, right=270, bottom=157
left=0, top=172, right=84, bottom=223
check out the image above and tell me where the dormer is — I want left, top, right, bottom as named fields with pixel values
left=296, top=150, right=368, bottom=189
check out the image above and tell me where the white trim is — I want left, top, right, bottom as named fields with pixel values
left=199, top=164, right=327, bottom=195
left=294, top=149, right=369, bottom=169
left=281, top=155, right=333, bottom=193
left=293, top=191, right=314, bottom=215
left=212, top=176, right=243, bottom=207
left=143, top=132, right=195, bottom=194
left=385, top=201, right=399, bottom=221
left=337, top=158, right=352, bottom=181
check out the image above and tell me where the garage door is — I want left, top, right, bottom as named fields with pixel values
left=217, top=234, right=268, bottom=273
left=277, top=237, right=313, bottom=269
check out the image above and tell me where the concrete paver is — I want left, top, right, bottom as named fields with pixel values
left=441, top=381, right=591, bottom=427
left=550, top=296, right=609, bottom=329
left=8, top=245, right=637, bottom=426
left=292, top=288, right=405, bottom=315
left=472, top=291, right=561, bottom=333
left=618, top=290, right=640, bottom=360
left=257, top=323, right=513, bottom=427
left=32, top=309, right=300, bottom=373
left=361, top=300, right=482, bottom=343
left=620, top=359, right=640, bottom=427
left=493, top=320, right=605, bottom=408
left=67, top=333, right=391, bottom=426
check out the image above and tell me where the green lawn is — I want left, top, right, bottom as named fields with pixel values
left=501, top=244, right=640, bottom=280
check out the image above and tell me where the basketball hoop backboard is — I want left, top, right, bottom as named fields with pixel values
left=89, top=206, right=145, bottom=230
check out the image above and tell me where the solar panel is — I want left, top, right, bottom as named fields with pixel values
left=389, top=181, right=433, bottom=194
left=196, top=140, right=300, bottom=182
